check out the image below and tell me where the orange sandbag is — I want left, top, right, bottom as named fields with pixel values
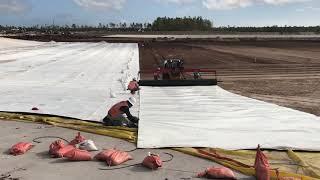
left=65, top=149, right=92, bottom=161
left=56, top=144, right=75, bottom=158
left=49, top=140, right=65, bottom=158
left=96, top=149, right=132, bottom=166
left=254, top=145, right=270, bottom=180
left=197, top=167, right=236, bottom=180
left=107, top=150, right=133, bottom=166
left=95, top=149, right=117, bottom=161
left=69, top=132, right=86, bottom=145
left=10, top=142, right=34, bottom=156
left=142, top=153, right=163, bottom=170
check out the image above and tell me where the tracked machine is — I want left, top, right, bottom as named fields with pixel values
left=139, top=58, right=218, bottom=86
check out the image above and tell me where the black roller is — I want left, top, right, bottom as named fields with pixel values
left=139, top=79, right=218, bottom=86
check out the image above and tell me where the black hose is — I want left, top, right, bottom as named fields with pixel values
left=124, top=147, right=138, bottom=152
left=162, top=152, right=174, bottom=163
left=99, top=164, right=142, bottom=170
left=32, top=136, right=70, bottom=144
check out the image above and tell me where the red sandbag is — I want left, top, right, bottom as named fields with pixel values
left=49, top=140, right=65, bottom=158
left=254, top=145, right=270, bottom=180
left=65, top=149, right=92, bottom=161
left=10, top=142, right=34, bottom=156
left=107, top=150, right=133, bottom=166
left=56, top=144, right=75, bottom=158
left=197, top=167, right=236, bottom=180
left=95, top=149, right=116, bottom=161
left=142, top=154, right=163, bottom=170
left=69, top=132, right=86, bottom=145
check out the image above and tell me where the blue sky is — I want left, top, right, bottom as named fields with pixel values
left=0, top=0, right=319, bottom=27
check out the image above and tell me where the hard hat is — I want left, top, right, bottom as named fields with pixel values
left=128, top=97, right=136, bottom=106
left=133, top=77, right=137, bottom=81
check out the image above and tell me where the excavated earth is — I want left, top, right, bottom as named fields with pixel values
left=139, top=41, right=320, bottom=116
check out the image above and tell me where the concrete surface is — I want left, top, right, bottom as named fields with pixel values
left=0, top=120, right=254, bottom=180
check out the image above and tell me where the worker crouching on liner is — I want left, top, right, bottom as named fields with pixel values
left=127, top=78, right=140, bottom=95
left=102, top=97, right=139, bottom=128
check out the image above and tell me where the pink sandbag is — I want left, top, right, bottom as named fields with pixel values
left=65, top=149, right=92, bottom=161
left=94, top=149, right=117, bottom=161
left=56, top=144, right=75, bottom=158
left=69, top=132, right=86, bottom=145
left=49, top=140, right=65, bottom=158
left=255, top=145, right=270, bottom=180
left=10, top=142, right=34, bottom=156
left=142, top=154, right=163, bottom=170
left=95, top=149, right=132, bottom=166
left=107, top=150, right=133, bottom=166
left=197, top=167, right=237, bottom=180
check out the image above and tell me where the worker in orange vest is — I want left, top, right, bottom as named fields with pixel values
left=127, top=78, right=140, bottom=94
left=102, top=97, right=139, bottom=128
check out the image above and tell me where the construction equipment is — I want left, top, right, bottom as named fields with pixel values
left=139, top=58, right=218, bottom=86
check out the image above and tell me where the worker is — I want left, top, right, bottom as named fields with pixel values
left=102, top=97, right=139, bottom=128
left=153, top=67, right=161, bottom=80
left=127, top=78, right=140, bottom=94
left=193, top=71, right=201, bottom=79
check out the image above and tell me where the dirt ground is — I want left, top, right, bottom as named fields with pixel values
left=139, top=41, right=320, bottom=116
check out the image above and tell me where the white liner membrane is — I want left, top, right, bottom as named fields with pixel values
left=0, top=38, right=140, bottom=121
left=138, top=86, right=320, bottom=150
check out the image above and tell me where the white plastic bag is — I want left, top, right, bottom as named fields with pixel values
left=78, top=140, right=98, bottom=151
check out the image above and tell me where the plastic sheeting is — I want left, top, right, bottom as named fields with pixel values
left=0, top=39, right=139, bottom=121
left=138, top=86, right=320, bottom=150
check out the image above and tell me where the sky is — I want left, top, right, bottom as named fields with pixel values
left=0, top=0, right=319, bottom=27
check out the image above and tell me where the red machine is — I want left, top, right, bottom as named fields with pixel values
left=139, top=59, right=218, bottom=86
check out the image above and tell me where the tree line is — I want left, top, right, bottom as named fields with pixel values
left=1, top=16, right=320, bottom=33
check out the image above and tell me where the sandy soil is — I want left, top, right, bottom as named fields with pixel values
left=139, top=41, right=320, bottom=116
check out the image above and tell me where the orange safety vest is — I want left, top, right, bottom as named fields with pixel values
left=128, top=81, right=139, bottom=91
left=108, top=101, right=129, bottom=118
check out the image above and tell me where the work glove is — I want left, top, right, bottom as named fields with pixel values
left=131, top=116, right=139, bottom=123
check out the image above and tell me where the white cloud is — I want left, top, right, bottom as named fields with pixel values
left=296, top=6, right=320, bottom=12
left=0, top=0, right=31, bottom=14
left=156, top=0, right=195, bottom=4
left=203, top=0, right=252, bottom=10
left=73, top=0, right=126, bottom=10
left=203, top=0, right=310, bottom=10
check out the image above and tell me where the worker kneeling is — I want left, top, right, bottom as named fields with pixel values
left=127, top=78, right=140, bottom=95
left=103, top=97, right=139, bottom=128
